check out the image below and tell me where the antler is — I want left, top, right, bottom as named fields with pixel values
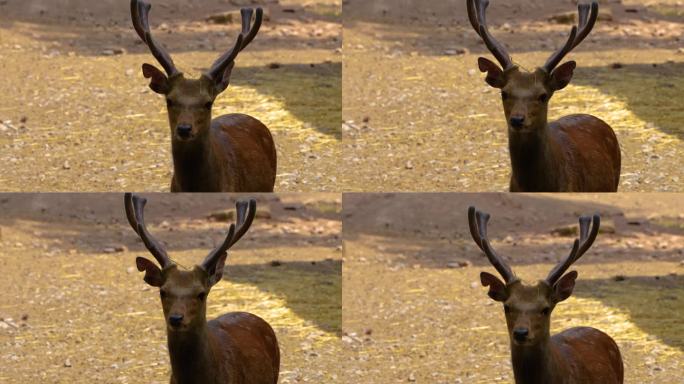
left=545, top=214, right=600, bottom=285
left=200, top=199, right=257, bottom=270
left=124, top=193, right=174, bottom=269
left=542, top=1, right=598, bottom=73
left=468, top=207, right=516, bottom=283
left=205, top=8, right=263, bottom=81
left=467, top=0, right=514, bottom=70
left=131, top=0, right=179, bottom=76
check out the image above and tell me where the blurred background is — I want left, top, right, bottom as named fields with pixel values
left=0, top=193, right=341, bottom=383
left=343, top=193, right=684, bottom=383
left=343, top=0, right=684, bottom=192
left=0, top=0, right=341, bottom=192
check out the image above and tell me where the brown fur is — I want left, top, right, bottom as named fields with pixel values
left=472, top=206, right=623, bottom=384
left=133, top=2, right=277, bottom=193
left=170, top=113, right=277, bottom=192
left=493, top=279, right=624, bottom=384
left=141, top=264, right=280, bottom=384
left=168, top=310, right=280, bottom=384
left=509, top=114, right=621, bottom=192
left=469, top=0, right=622, bottom=192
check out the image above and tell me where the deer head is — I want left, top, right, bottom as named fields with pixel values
left=131, top=0, right=262, bottom=141
left=468, top=207, right=600, bottom=346
left=467, top=0, right=598, bottom=133
left=125, top=193, right=256, bottom=332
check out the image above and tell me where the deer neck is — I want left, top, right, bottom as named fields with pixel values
left=171, top=129, right=221, bottom=191
left=167, top=322, right=220, bottom=384
left=508, top=122, right=559, bottom=191
left=510, top=338, right=561, bottom=384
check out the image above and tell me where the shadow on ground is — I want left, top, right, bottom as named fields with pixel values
left=572, top=62, right=684, bottom=140
left=576, top=274, right=684, bottom=352
left=226, top=260, right=342, bottom=335
left=343, top=193, right=684, bottom=268
left=0, top=193, right=342, bottom=254
left=0, top=0, right=340, bottom=56
left=234, top=62, right=342, bottom=139
left=343, top=0, right=683, bottom=56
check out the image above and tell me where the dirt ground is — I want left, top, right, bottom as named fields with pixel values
left=342, top=0, right=684, bottom=192
left=0, top=0, right=341, bottom=192
left=342, top=193, right=684, bottom=383
left=0, top=193, right=342, bottom=383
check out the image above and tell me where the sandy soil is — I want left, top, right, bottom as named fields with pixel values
left=0, top=193, right=342, bottom=383
left=0, top=0, right=341, bottom=192
left=342, top=0, right=684, bottom=192
left=342, top=193, right=684, bottom=383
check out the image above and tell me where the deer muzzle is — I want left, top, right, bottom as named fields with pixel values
left=176, top=124, right=193, bottom=140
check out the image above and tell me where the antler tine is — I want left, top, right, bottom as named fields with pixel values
left=467, top=0, right=514, bottom=70
left=546, top=214, right=600, bottom=285
left=124, top=193, right=173, bottom=268
left=542, top=1, right=598, bottom=73
left=240, top=8, right=263, bottom=50
left=201, top=199, right=257, bottom=271
left=231, top=199, right=257, bottom=246
left=573, top=2, right=598, bottom=50
left=130, top=0, right=179, bottom=76
left=206, top=7, right=263, bottom=81
left=468, top=207, right=516, bottom=283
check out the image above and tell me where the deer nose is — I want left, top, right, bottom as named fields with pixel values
left=176, top=124, right=192, bottom=138
left=513, top=328, right=529, bottom=342
left=509, top=116, right=525, bottom=129
left=169, top=314, right=184, bottom=327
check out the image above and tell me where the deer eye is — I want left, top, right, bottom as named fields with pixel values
left=501, top=91, right=509, bottom=100
left=204, top=102, right=213, bottom=110
left=538, top=93, right=548, bottom=103
left=541, top=307, right=551, bottom=316
left=197, top=292, right=206, bottom=301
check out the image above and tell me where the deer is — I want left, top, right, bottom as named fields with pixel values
left=467, top=0, right=621, bottom=192
left=467, top=206, right=623, bottom=384
left=124, top=193, right=280, bottom=384
left=131, top=0, right=277, bottom=192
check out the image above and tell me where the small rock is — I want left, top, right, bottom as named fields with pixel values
left=268, top=62, right=281, bottom=69
left=611, top=63, right=623, bottom=69
left=405, top=160, right=414, bottom=170
left=206, top=11, right=239, bottom=24
left=64, top=358, right=72, bottom=368
left=62, top=161, right=71, bottom=170
left=101, top=48, right=126, bottom=56
left=447, top=260, right=472, bottom=269
left=103, top=245, right=127, bottom=254
left=444, top=47, right=469, bottom=56
left=270, top=260, right=282, bottom=267
left=613, top=275, right=626, bottom=282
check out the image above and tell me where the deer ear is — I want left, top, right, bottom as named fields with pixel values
left=480, top=272, right=508, bottom=302
left=548, top=61, right=576, bottom=91
left=136, top=257, right=163, bottom=287
left=478, top=57, right=506, bottom=89
left=553, top=270, right=578, bottom=302
left=142, top=63, right=170, bottom=94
